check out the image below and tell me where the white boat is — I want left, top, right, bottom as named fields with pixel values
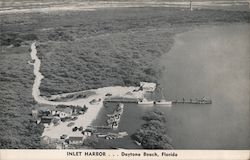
left=138, top=99, right=154, bottom=105
left=118, top=103, right=124, bottom=108
left=154, top=87, right=172, bottom=106
left=118, top=132, right=128, bottom=137
left=134, top=140, right=142, bottom=146
left=112, top=122, right=118, bottom=130
left=154, top=100, right=172, bottom=105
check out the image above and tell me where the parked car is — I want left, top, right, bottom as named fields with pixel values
left=60, top=134, right=68, bottom=139
left=78, top=126, right=83, bottom=131
left=72, top=127, right=78, bottom=132
left=105, top=93, right=112, bottom=96
left=71, top=116, right=78, bottom=121
left=89, top=98, right=101, bottom=105
left=61, top=117, right=71, bottom=122
left=67, top=122, right=75, bottom=127
left=79, top=111, right=84, bottom=114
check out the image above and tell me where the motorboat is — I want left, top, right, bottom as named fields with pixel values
left=138, top=99, right=154, bottom=105
left=154, top=87, right=172, bottom=106
left=154, top=100, right=172, bottom=105
left=118, top=103, right=124, bottom=108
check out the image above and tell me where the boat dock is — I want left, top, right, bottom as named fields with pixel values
left=104, top=97, right=212, bottom=105
left=106, top=103, right=124, bottom=130
left=172, top=98, right=212, bottom=104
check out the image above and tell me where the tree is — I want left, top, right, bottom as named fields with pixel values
left=131, top=110, right=173, bottom=149
left=83, top=136, right=98, bottom=148
left=141, top=120, right=165, bottom=132
left=142, top=109, right=166, bottom=122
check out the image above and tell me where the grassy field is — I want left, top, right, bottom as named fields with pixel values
left=0, top=7, right=250, bottom=148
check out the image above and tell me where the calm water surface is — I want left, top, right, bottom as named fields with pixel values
left=160, top=23, right=250, bottom=149
left=93, top=24, right=250, bottom=149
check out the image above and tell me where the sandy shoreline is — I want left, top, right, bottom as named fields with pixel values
left=30, top=42, right=145, bottom=139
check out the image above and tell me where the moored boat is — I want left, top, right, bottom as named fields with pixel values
left=154, top=100, right=172, bottom=105
left=134, top=140, right=142, bottom=146
left=118, top=103, right=124, bottom=108
left=154, top=87, right=172, bottom=106
left=137, top=99, right=154, bottom=105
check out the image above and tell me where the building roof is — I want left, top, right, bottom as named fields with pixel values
left=84, top=128, right=94, bottom=133
left=56, top=107, right=72, bottom=114
left=68, top=137, right=83, bottom=141
left=41, top=117, right=53, bottom=124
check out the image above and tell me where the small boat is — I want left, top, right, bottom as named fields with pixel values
left=134, top=140, right=141, bottom=146
left=112, top=122, right=118, bottom=130
left=138, top=99, right=154, bottom=105
left=154, top=100, right=172, bottom=105
left=154, top=87, right=172, bottom=106
left=118, top=132, right=128, bottom=137
left=118, top=103, right=124, bottom=108
left=97, top=134, right=107, bottom=138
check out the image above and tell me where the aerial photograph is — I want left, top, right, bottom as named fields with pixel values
left=0, top=0, right=249, bottom=150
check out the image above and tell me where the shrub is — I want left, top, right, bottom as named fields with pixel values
left=142, top=109, right=166, bottom=122
left=141, top=120, right=165, bottom=132
left=83, top=136, right=99, bottom=148
left=131, top=110, right=172, bottom=149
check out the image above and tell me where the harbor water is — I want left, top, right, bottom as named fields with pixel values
left=159, top=23, right=250, bottom=149
left=93, top=24, right=250, bottom=149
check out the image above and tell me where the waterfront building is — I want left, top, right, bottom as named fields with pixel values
left=68, top=137, right=84, bottom=145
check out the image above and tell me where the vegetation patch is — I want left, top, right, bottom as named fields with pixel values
left=37, top=31, right=171, bottom=96
left=131, top=109, right=173, bottom=149
left=0, top=32, right=38, bottom=47
left=0, top=46, right=50, bottom=148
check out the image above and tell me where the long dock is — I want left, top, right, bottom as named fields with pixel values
left=172, top=99, right=212, bottom=104
left=104, top=97, right=212, bottom=104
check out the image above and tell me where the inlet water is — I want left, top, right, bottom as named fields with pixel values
left=93, top=24, right=250, bottom=149
left=159, top=24, right=250, bottom=149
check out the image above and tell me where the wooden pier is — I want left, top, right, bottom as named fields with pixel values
left=172, top=98, right=212, bottom=104
left=104, top=97, right=212, bottom=105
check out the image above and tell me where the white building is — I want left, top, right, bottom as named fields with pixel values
left=68, top=137, right=83, bottom=145
left=83, top=129, right=93, bottom=137
left=58, top=108, right=73, bottom=118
